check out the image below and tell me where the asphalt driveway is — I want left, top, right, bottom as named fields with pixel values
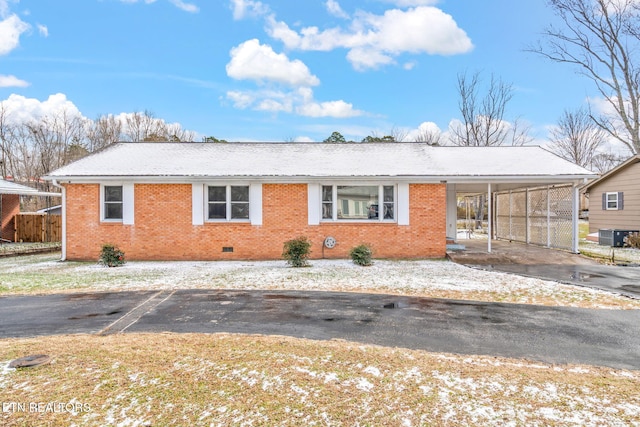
left=1, top=289, right=639, bottom=370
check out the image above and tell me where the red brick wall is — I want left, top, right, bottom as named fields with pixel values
left=64, top=183, right=446, bottom=261
left=1, top=194, right=20, bottom=242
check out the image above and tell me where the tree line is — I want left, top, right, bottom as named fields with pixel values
left=0, top=109, right=195, bottom=191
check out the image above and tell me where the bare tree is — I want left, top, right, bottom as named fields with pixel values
left=449, top=71, right=529, bottom=146
left=548, top=107, right=608, bottom=168
left=164, top=123, right=195, bottom=142
left=87, top=114, right=123, bottom=152
left=529, top=0, right=640, bottom=154
left=449, top=71, right=532, bottom=229
left=0, top=102, right=16, bottom=178
left=26, top=111, right=87, bottom=190
left=123, top=110, right=164, bottom=142
left=412, top=128, right=442, bottom=146
left=591, top=151, right=625, bottom=173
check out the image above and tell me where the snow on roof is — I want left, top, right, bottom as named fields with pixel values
left=0, top=179, right=41, bottom=195
left=45, top=142, right=596, bottom=181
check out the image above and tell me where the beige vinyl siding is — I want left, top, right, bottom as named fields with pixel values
left=588, top=161, right=640, bottom=233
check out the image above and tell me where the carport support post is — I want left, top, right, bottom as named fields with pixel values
left=487, top=183, right=492, bottom=253
left=572, top=184, right=579, bottom=253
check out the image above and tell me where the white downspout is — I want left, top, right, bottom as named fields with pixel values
left=51, top=179, right=66, bottom=261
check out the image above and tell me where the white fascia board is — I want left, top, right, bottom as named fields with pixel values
left=45, top=174, right=598, bottom=185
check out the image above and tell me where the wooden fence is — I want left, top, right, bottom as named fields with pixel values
left=14, top=213, right=62, bottom=243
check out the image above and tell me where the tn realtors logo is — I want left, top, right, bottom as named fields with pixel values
left=2, top=401, right=91, bottom=414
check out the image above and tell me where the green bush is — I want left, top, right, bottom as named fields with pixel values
left=99, top=244, right=126, bottom=267
left=350, top=244, right=373, bottom=266
left=282, top=236, right=312, bottom=267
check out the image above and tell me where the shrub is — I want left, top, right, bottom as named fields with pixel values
left=99, top=244, right=126, bottom=267
left=626, top=232, right=640, bottom=249
left=350, top=244, right=373, bottom=266
left=282, top=236, right=312, bottom=267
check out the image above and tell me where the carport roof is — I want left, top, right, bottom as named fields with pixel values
left=45, top=142, right=597, bottom=188
left=0, top=179, right=61, bottom=197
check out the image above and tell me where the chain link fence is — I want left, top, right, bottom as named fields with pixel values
left=495, top=185, right=574, bottom=251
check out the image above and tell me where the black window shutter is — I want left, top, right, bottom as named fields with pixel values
left=619, top=192, right=624, bottom=210
left=602, top=193, right=606, bottom=210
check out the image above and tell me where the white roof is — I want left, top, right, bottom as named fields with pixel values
left=0, top=179, right=60, bottom=197
left=45, top=142, right=596, bottom=189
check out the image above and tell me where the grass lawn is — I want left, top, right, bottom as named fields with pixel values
left=1, top=334, right=639, bottom=426
left=1, top=253, right=639, bottom=309
left=1, top=253, right=639, bottom=425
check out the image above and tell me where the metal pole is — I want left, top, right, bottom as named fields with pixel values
left=487, top=183, right=492, bottom=253
left=547, top=186, right=551, bottom=248
left=572, top=185, right=580, bottom=253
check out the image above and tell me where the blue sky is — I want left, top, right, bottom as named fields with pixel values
left=0, top=0, right=604, bottom=144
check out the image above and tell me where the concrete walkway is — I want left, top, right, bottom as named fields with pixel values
left=448, top=239, right=640, bottom=299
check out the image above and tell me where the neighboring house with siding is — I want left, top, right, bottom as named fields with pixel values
left=583, top=154, right=640, bottom=234
left=44, top=142, right=596, bottom=261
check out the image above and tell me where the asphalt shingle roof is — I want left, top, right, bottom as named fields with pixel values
left=45, top=142, right=596, bottom=181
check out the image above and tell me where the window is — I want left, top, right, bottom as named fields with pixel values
left=322, top=185, right=333, bottom=219
left=606, top=192, right=618, bottom=210
left=321, top=185, right=395, bottom=221
left=604, top=192, right=624, bottom=211
left=208, top=185, right=249, bottom=220
left=104, top=186, right=123, bottom=220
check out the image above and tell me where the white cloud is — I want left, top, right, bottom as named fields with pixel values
left=326, top=0, right=349, bottom=19
left=346, top=47, right=394, bottom=71
left=226, top=90, right=256, bottom=109
left=0, top=0, right=9, bottom=17
left=225, top=87, right=363, bottom=118
left=403, top=61, right=417, bottom=70
left=0, top=14, right=30, bottom=55
left=37, top=23, right=48, bottom=37
left=0, top=93, right=85, bottom=124
left=385, top=0, right=440, bottom=6
left=226, top=39, right=320, bottom=87
left=118, top=0, right=199, bottom=12
left=294, top=136, right=314, bottom=142
left=230, top=0, right=269, bottom=20
left=0, top=74, right=29, bottom=87
left=296, top=99, right=361, bottom=118
left=266, top=6, right=472, bottom=70
left=405, top=121, right=442, bottom=142
left=168, top=0, right=199, bottom=13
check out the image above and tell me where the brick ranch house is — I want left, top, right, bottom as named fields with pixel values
left=44, top=142, right=596, bottom=261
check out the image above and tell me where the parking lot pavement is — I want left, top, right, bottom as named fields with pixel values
left=1, top=289, right=640, bottom=370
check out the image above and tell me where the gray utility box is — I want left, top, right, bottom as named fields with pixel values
left=598, top=229, right=639, bottom=247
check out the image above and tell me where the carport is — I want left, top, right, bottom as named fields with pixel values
left=0, top=179, right=61, bottom=243
left=445, top=169, right=597, bottom=254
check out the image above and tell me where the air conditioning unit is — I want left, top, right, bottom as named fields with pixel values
left=598, top=229, right=639, bottom=247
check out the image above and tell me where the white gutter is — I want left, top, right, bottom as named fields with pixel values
left=43, top=174, right=599, bottom=184
left=50, top=179, right=66, bottom=261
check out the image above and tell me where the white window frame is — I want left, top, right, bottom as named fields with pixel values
left=100, top=183, right=134, bottom=224
left=606, top=192, right=619, bottom=210
left=320, top=184, right=397, bottom=223
left=206, top=184, right=251, bottom=222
